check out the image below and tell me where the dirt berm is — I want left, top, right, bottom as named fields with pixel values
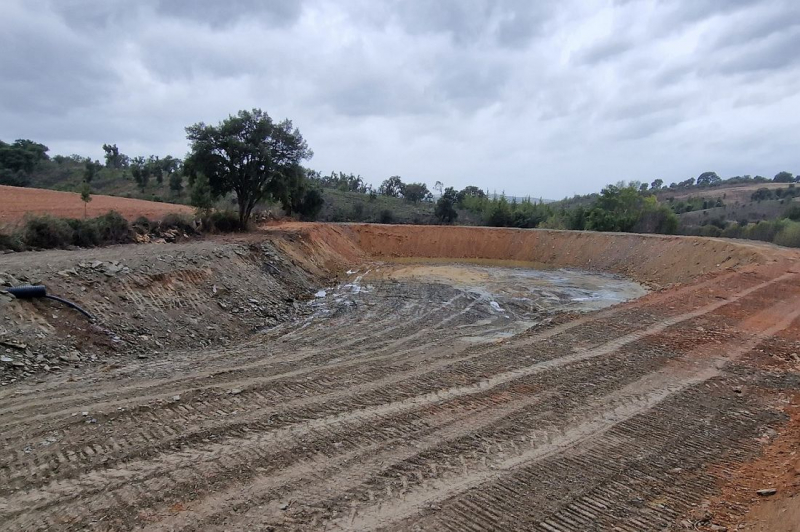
left=1, top=223, right=799, bottom=532
left=338, top=223, right=775, bottom=285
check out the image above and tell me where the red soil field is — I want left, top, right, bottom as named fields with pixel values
left=0, top=185, right=193, bottom=226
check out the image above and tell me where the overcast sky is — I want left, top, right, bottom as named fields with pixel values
left=2, top=0, right=799, bottom=198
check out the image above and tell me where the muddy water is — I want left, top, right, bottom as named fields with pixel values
left=373, top=261, right=648, bottom=313
left=306, top=260, right=646, bottom=342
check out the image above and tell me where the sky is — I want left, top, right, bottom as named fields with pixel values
left=1, top=0, right=799, bottom=199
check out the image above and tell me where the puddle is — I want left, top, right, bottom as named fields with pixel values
left=369, top=261, right=647, bottom=314
left=300, top=260, right=647, bottom=339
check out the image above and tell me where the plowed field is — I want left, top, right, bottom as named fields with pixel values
left=0, top=185, right=192, bottom=224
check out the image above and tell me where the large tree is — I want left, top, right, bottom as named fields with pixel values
left=185, top=109, right=312, bottom=226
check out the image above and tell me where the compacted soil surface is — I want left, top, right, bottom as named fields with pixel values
left=0, top=223, right=799, bottom=531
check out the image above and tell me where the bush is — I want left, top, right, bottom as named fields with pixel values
left=784, top=204, right=800, bottom=221
left=67, top=218, right=100, bottom=247
left=22, top=215, right=74, bottom=249
left=351, top=203, right=365, bottom=222
left=379, top=209, right=395, bottom=224
left=160, top=213, right=196, bottom=234
left=94, top=211, right=133, bottom=244
left=774, top=220, right=800, bottom=248
left=744, top=220, right=778, bottom=242
left=0, top=232, right=23, bottom=251
left=132, top=216, right=153, bottom=234
left=205, top=211, right=240, bottom=232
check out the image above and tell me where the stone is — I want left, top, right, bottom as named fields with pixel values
left=756, top=488, right=777, bottom=496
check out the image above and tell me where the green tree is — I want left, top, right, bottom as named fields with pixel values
left=650, top=179, right=663, bottom=190
left=0, top=139, right=49, bottom=185
left=379, top=176, right=404, bottom=197
left=402, top=182, right=432, bottom=203
left=185, top=109, right=312, bottom=226
left=169, top=171, right=183, bottom=194
left=148, top=155, right=164, bottom=184
left=435, top=187, right=458, bottom=223
left=83, top=159, right=102, bottom=183
left=130, top=156, right=150, bottom=191
left=696, top=171, right=721, bottom=186
left=79, top=181, right=92, bottom=219
left=102, top=143, right=129, bottom=168
left=189, top=173, right=214, bottom=215
left=774, top=171, right=794, bottom=183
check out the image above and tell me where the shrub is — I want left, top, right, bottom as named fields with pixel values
left=784, top=204, right=800, bottom=221
left=67, top=218, right=100, bottom=247
left=0, top=232, right=23, bottom=251
left=744, top=220, right=778, bottom=242
left=22, top=215, right=74, bottom=249
left=351, top=203, right=365, bottom=221
left=379, top=209, right=394, bottom=224
left=774, top=220, right=800, bottom=248
left=205, top=211, right=240, bottom=232
left=132, top=216, right=153, bottom=234
left=94, top=211, right=133, bottom=244
left=160, top=213, right=196, bottom=234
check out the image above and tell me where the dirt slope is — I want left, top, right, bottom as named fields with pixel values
left=1, top=223, right=799, bottom=532
left=0, top=185, right=193, bottom=225
left=340, top=223, right=773, bottom=285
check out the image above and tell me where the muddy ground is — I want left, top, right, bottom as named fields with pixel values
left=1, top=224, right=799, bottom=531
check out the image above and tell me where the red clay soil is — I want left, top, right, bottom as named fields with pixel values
left=0, top=185, right=193, bottom=225
left=274, top=222, right=781, bottom=286
left=699, top=393, right=800, bottom=532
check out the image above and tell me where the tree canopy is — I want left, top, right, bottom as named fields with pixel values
left=185, top=109, right=313, bottom=226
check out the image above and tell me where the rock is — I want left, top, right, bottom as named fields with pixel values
left=0, top=339, right=26, bottom=350
left=59, top=351, right=82, bottom=363
left=81, top=411, right=89, bottom=416
left=228, top=388, right=242, bottom=395
left=278, top=502, right=289, bottom=510
left=1, top=355, right=13, bottom=364
left=709, top=525, right=728, bottom=532
left=756, top=488, right=777, bottom=496
left=172, top=395, right=181, bottom=401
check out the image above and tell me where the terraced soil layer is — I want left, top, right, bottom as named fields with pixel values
left=1, top=224, right=799, bottom=532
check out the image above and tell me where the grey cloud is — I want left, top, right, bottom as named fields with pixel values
left=573, top=37, right=634, bottom=65
left=658, top=0, right=764, bottom=28
left=0, top=6, right=118, bottom=115
left=713, top=27, right=800, bottom=74
left=710, top=5, right=800, bottom=50
left=379, top=0, right=554, bottom=48
left=155, top=0, right=305, bottom=28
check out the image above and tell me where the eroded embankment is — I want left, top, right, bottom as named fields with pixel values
left=0, top=230, right=363, bottom=384
left=336, top=223, right=777, bottom=286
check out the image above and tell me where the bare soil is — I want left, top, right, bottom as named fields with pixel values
left=0, top=185, right=193, bottom=225
left=1, top=223, right=799, bottom=531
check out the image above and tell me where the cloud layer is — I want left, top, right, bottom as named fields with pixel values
left=2, top=0, right=799, bottom=197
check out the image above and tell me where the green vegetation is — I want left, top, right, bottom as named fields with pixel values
left=184, top=109, right=315, bottom=227
left=3, top=129, right=800, bottom=249
left=0, top=210, right=246, bottom=252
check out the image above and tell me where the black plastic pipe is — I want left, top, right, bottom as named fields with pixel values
left=6, top=285, right=96, bottom=322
